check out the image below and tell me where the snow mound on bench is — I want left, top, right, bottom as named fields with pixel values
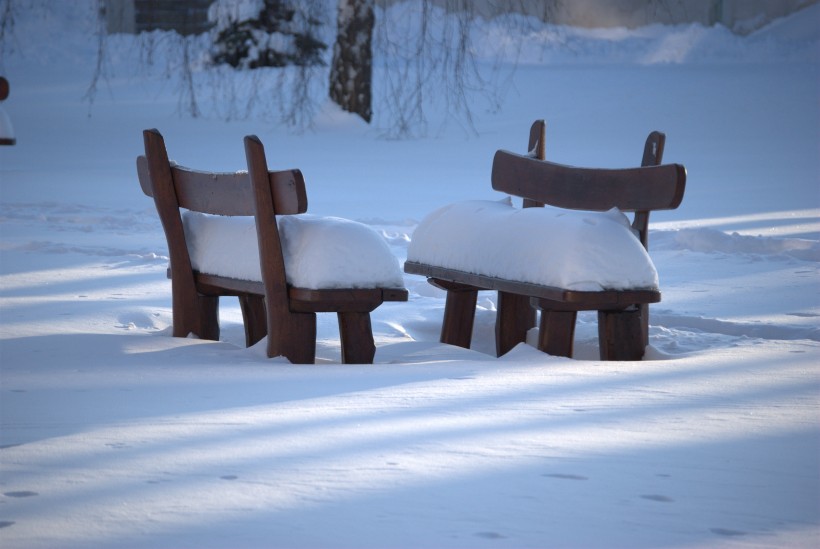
left=407, top=199, right=659, bottom=292
left=182, top=212, right=405, bottom=289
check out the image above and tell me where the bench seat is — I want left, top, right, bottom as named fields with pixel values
left=403, top=201, right=663, bottom=360
left=182, top=211, right=405, bottom=290
left=406, top=199, right=659, bottom=292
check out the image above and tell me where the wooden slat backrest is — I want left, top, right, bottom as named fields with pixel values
left=491, top=150, right=686, bottom=213
left=137, top=152, right=307, bottom=217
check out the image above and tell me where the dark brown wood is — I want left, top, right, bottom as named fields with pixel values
left=138, top=155, right=307, bottom=217
left=191, top=272, right=408, bottom=311
left=196, top=295, right=221, bottom=341
left=289, top=288, right=406, bottom=313
left=537, top=310, right=577, bottom=358
left=0, top=77, right=14, bottom=146
left=598, top=308, right=645, bottom=360
left=491, top=150, right=686, bottom=213
left=275, top=312, right=317, bottom=365
left=136, top=155, right=152, bottom=196
left=143, top=129, right=211, bottom=341
left=510, top=121, right=545, bottom=350
left=406, top=262, right=660, bottom=307
left=171, top=167, right=257, bottom=215
left=405, top=120, right=686, bottom=360
left=338, top=312, right=377, bottom=364
left=195, top=273, right=264, bottom=296
left=245, top=134, right=299, bottom=361
left=641, top=130, right=666, bottom=167
left=139, top=129, right=407, bottom=364
left=495, top=291, right=536, bottom=356
left=633, top=131, right=666, bottom=346
left=430, top=279, right=478, bottom=349
left=239, top=294, right=267, bottom=347
left=522, top=120, right=546, bottom=208
left=176, top=166, right=307, bottom=216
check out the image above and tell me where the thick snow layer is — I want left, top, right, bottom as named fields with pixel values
left=408, top=199, right=659, bottom=291
left=183, top=211, right=405, bottom=289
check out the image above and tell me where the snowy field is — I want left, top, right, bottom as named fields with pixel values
left=1, top=1, right=819, bottom=548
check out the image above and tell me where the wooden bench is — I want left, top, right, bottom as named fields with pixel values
left=137, top=129, right=408, bottom=364
left=404, top=120, right=686, bottom=360
left=0, top=76, right=14, bottom=146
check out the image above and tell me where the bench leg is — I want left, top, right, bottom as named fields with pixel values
left=598, top=308, right=645, bottom=361
left=537, top=310, right=577, bottom=358
left=639, top=302, right=650, bottom=349
left=173, top=292, right=220, bottom=341
left=441, top=287, right=478, bottom=349
left=495, top=291, right=537, bottom=356
left=239, top=294, right=267, bottom=347
left=338, top=312, right=376, bottom=364
left=266, top=309, right=317, bottom=364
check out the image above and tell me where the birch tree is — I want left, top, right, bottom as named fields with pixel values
left=328, top=0, right=374, bottom=123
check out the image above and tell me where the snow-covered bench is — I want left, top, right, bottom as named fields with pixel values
left=404, top=120, right=686, bottom=360
left=0, top=77, right=14, bottom=146
left=137, top=129, right=407, bottom=363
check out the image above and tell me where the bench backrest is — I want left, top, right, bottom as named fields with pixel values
left=492, top=120, right=686, bottom=248
left=137, top=133, right=307, bottom=216
left=137, top=129, right=308, bottom=304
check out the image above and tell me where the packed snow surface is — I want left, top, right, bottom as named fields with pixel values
left=407, top=199, right=659, bottom=291
left=0, top=1, right=818, bottom=548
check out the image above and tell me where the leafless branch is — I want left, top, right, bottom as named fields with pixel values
left=82, top=0, right=111, bottom=116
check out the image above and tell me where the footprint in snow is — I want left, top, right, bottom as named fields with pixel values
left=543, top=473, right=589, bottom=480
left=641, top=494, right=674, bottom=503
left=711, top=527, right=747, bottom=537
left=475, top=532, right=506, bottom=540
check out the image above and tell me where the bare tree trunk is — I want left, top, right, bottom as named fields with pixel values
left=329, top=0, right=374, bottom=123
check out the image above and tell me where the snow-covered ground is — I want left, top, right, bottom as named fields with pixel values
left=1, top=2, right=818, bottom=548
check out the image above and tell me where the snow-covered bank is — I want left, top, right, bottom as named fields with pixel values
left=1, top=2, right=818, bottom=548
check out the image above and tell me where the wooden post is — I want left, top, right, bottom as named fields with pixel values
left=430, top=279, right=478, bottom=349
left=598, top=308, right=645, bottom=361
left=338, top=312, right=376, bottom=364
left=496, top=119, right=543, bottom=355
left=537, top=310, right=577, bottom=358
left=144, top=129, right=218, bottom=341
left=495, top=291, right=536, bottom=356
left=239, top=295, right=267, bottom=347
